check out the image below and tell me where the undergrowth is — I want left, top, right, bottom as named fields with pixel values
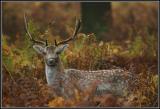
left=2, top=32, right=158, bottom=107
left=2, top=2, right=158, bottom=107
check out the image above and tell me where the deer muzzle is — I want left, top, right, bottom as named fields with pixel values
left=46, top=58, right=58, bottom=66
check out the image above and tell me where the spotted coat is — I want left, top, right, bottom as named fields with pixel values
left=51, top=68, right=135, bottom=97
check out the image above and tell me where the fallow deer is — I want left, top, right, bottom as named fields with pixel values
left=24, top=14, right=135, bottom=98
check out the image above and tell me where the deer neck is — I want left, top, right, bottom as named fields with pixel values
left=45, top=59, right=64, bottom=86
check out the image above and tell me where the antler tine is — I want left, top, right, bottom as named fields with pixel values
left=24, top=13, right=47, bottom=46
left=55, top=18, right=81, bottom=46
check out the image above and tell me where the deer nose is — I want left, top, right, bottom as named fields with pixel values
left=46, top=58, right=58, bottom=66
left=48, top=58, right=54, bottom=63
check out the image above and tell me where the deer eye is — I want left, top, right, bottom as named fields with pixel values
left=56, top=51, right=61, bottom=55
left=55, top=58, right=59, bottom=62
left=43, top=52, right=47, bottom=55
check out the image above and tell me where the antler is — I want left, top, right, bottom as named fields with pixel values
left=24, top=13, right=48, bottom=46
left=55, top=18, right=81, bottom=46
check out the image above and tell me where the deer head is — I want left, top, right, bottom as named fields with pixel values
left=24, top=13, right=81, bottom=68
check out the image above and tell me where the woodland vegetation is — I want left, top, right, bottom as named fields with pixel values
left=2, top=2, right=158, bottom=107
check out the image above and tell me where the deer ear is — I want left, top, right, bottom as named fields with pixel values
left=33, top=45, right=46, bottom=55
left=55, top=44, right=68, bottom=54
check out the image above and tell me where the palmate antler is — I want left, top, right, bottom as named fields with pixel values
left=54, top=18, right=81, bottom=46
left=24, top=13, right=48, bottom=46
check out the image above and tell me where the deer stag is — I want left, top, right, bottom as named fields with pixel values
left=24, top=14, right=135, bottom=98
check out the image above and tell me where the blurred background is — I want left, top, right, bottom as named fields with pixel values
left=2, top=2, right=159, bottom=107
left=3, top=2, right=158, bottom=42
